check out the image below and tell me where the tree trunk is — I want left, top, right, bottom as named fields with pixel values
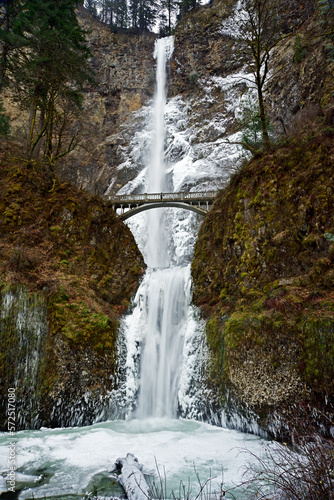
left=45, top=97, right=55, bottom=161
left=34, top=108, right=46, bottom=158
left=114, top=453, right=150, bottom=500
left=257, top=80, right=271, bottom=151
left=27, top=100, right=38, bottom=157
left=0, top=45, right=10, bottom=91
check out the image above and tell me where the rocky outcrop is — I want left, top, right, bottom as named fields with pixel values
left=172, top=0, right=333, bottom=135
left=265, top=18, right=334, bottom=136
left=0, top=151, right=145, bottom=429
left=191, top=132, right=334, bottom=435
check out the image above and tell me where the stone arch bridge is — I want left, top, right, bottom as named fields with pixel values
left=104, top=191, right=217, bottom=220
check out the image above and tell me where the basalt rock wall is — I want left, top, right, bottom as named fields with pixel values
left=0, top=152, right=145, bottom=430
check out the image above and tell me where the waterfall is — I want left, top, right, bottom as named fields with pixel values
left=135, top=268, right=190, bottom=418
left=133, top=36, right=191, bottom=419
left=116, top=36, right=195, bottom=419
left=116, top=36, right=258, bottom=428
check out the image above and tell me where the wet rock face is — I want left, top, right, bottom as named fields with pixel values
left=38, top=335, right=127, bottom=428
left=57, top=1, right=245, bottom=195
left=0, top=288, right=48, bottom=429
left=0, top=158, right=145, bottom=430
left=0, top=287, right=128, bottom=429
left=265, top=20, right=333, bottom=136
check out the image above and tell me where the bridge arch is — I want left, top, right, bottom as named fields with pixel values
left=105, top=191, right=217, bottom=220
left=119, top=201, right=208, bottom=220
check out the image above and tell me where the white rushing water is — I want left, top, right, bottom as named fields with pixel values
left=135, top=267, right=190, bottom=419
left=0, top=36, right=274, bottom=500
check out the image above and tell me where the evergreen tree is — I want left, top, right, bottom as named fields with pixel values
left=129, top=0, right=158, bottom=31
left=317, top=0, right=334, bottom=57
left=85, top=0, right=98, bottom=17
left=0, top=0, right=24, bottom=90
left=8, top=0, right=92, bottom=161
left=129, top=0, right=139, bottom=27
left=94, top=0, right=128, bottom=30
left=177, top=0, right=197, bottom=21
left=113, top=0, right=128, bottom=29
left=238, top=90, right=272, bottom=151
left=99, top=0, right=112, bottom=24
left=159, top=0, right=178, bottom=35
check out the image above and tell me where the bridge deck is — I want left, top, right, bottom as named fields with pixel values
left=104, top=191, right=217, bottom=204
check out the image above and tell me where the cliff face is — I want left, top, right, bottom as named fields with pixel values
left=191, top=132, right=334, bottom=433
left=5, top=2, right=332, bottom=196
left=171, top=0, right=238, bottom=94
left=0, top=150, right=145, bottom=429
left=171, top=0, right=333, bottom=129
left=52, top=6, right=157, bottom=195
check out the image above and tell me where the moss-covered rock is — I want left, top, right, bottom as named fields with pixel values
left=0, top=150, right=145, bottom=429
left=191, top=131, right=334, bottom=434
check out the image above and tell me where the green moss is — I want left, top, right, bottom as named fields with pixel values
left=0, top=151, right=146, bottom=428
left=49, top=293, right=118, bottom=353
left=192, top=133, right=334, bottom=407
left=205, top=313, right=228, bottom=393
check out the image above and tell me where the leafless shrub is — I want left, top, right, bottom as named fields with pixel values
left=147, top=459, right=236, bottom=500
left=237, top=428, right=334, bottom=499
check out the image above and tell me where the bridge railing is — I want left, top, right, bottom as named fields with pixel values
left=104, top=191, right=217, bottom=203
